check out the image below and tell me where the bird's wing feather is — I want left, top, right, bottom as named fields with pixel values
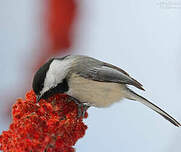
left=103, top=62, right=144, bottom=90
left=75, top=58, right=144, bottom=90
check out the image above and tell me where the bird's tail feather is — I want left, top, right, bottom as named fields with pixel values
left=125, top=88, right=180, bottom=127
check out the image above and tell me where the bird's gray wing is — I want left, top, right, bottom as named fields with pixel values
left=74, top=57, right=144, bottom=90
left=103, top=62, right=144, bottom=90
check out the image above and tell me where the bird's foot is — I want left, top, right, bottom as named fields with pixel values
left=67, top=96, right=89, bottom=118
left=81, top=104, right=90, bottom=118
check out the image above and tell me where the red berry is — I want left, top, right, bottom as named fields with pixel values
left=0, top=90, right=88, bottom=152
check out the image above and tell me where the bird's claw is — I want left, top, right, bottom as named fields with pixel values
left=77, top=104, right=89, bottom=118
left=68, top=96, right=89, bottom=118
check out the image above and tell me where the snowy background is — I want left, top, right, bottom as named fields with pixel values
left=0, top=0, right=181, bottom=152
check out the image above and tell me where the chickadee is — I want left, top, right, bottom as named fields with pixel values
left=32, top=55, right=180, bottom=127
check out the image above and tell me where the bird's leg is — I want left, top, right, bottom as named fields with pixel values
left=82, top=104, right=90, bottom=118
left=67, top=96, right=89, bottom=118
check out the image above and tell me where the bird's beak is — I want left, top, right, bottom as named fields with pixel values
left=36, top=95, right=41, bottom=102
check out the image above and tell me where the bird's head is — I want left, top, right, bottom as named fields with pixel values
left=32, top=56, right=70, bottom=102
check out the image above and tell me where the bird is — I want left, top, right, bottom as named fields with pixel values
left=32, top=55, right=180, bottom=127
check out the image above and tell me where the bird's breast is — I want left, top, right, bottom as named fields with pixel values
left=66, top=74, right=126, bottom=107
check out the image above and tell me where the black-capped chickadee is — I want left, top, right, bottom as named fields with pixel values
left=32, top=55, right=180, bottom=127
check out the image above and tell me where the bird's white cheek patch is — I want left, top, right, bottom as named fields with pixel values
left=41, top=74, right=56, bottom=95
left=41, top=59, right=72, bottom=95
left=51, top=59, right=72, bottom=81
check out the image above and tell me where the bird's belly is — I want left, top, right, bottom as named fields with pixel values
left=67, top=74, right=126, bottom=107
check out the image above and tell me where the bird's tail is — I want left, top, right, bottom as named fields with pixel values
left=125, top=88, right=180, bottom=127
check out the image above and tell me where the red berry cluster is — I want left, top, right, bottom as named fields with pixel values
left=0, top=90, right=88, bottom=152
